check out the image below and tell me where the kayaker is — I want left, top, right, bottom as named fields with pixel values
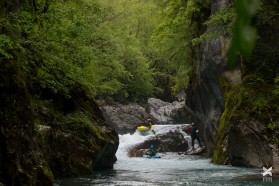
left=135, top=117, right=152, bottom=131
left=145, top=117, right=153, bottom=128
left=190, top=123, right=202, bottom=150
left=145, top=117, right=157, bottom=135
left=146, top=145, right=158, bottom=156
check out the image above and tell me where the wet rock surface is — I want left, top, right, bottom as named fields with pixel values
left=100, top=103, right=150, bottom=134
left=227, top=123, right=272, bottom=167
left=35, top=86, right=120, bottom=177
left=100, top=99, right=188, bottom=135
left=128, top=131, right=188, bottom=157
left=147, top=98, right=185, bottom=124
left=38, top=124, right=119, bottom=177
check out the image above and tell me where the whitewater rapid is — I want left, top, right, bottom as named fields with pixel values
left=55, top=124, right=279, bottom=186
left=116, top=124, right=191, bottom=158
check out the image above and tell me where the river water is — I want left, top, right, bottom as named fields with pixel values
left=55, top=124, right=278, bottom=186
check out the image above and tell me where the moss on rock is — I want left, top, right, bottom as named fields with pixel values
left=33, top=84, right=118, bottom=177
left=212, top=77, right=242, bottom=164
left=0, top=60, right=54, bottom=185
left=213, top=75, right=279, bottom=165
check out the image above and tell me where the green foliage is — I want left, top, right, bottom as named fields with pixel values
left=171, top=62, right=192, bottom=93
left=31, top=95, right=105, bottom=140
left=205, top=7, right=235, bottom=32
left=0, top=0, right=159, bottom=100
left=228, top=0, right=260, bottom=67
left=212, top=78, right=242, bottom=164
left=192, top=6, right=235, bottom=45
left=97, top=0, right=158, bottom=99
left=240, top=76, right=278, bottom=120
left=213, top=75, right=279, bottom=164
left=20, top=0, right=128, bottom=97
left=267, top=122, right=276, bottom=131
left=151, top=0, right=210, bottom=94
left=273, top=77, right=279, bottom=95
left=242, top=0, right=279, bottom=83
left=0, top=35, right=14, bottom=60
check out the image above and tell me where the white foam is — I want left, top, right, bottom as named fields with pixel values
left=116, top=124, right=191, bottom=158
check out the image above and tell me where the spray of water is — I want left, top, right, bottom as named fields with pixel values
left=116, top=124, right=191, bottom=158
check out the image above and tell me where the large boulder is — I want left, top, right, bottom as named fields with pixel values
left=128, top=131, right=188, bottom=157
left=147, top=98, right=186, bottom=124
left=93, top=125, right=119, bottom=171
left=35, top=85, right=119, bottom=177
left=227, top=123, right=272, bottom=167
left=38, top=124, right=118, bottom=177
left=100, top=97, right=188, bottom=135
left=100, top=103, right=150, bottom=134
left=0, top=61, right=54, bottom=185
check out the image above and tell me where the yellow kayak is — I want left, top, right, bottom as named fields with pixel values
left=137, top=125, right=157, bottom=132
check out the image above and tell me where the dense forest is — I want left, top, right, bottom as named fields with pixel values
left=1, top=0, right=279, bottom=185
left=0, top=0, right=214, bottom=102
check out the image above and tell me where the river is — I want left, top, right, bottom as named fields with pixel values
left=55, top=124, right=278, bottom=186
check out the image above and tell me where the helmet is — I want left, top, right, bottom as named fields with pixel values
left=191, top=122, right=194, bottom=126
left=150, top=145, right=154, bottom=149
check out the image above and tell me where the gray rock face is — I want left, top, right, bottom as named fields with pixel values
left=0, top=61, right=54, bottom=185
left=94, top=126, right=119, bottom=170
left=228, top=123, right=272, bottom=167
left=147, top=98, right=186, bottom=124
left=185, top=39, right=226, bottom=156
left=184, top=0, right=273, bottom=169
left=100, top=103, right=150, bottom=134
left=100, top=99, right=189, bottom=134
left=128, top=131, right=188, bottom=157
left=186, top=0, right=274, bottom=169
left=39, top=124, right=119, bottom=177
left=101, top=98, right=188, bottom=134
left=183, top=0, right=234, bottom=156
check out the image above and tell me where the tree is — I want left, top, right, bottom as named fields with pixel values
left=97, top=0, right=158, bottom=99
left=151, top=0, right=210, bottom=95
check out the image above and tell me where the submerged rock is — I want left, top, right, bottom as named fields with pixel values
left=128, top=131, right=188, bottom=157
left=185, top=146, right=206, bottom=155
left=227, top=123, right=272, bottom=167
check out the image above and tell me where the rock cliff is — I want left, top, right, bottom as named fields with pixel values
left=147, top=98, right=185, bottom=124
left=0, top=64, right=119, bottom=184
left=33, top=84, right=119, bottom=178
left=184, top=0, right=277, bottom=168
left=184, top=0, right=230, bottom=156
left=100, top=103, right=150, bottom=134
left=0, top=61, right=53, bottom=185
left=100, top=98, right=188, bottom=135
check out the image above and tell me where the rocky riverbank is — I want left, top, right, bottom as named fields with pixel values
left=0, top=62, right=119, bottom=185
left=100, top=97, right=187, bottom=134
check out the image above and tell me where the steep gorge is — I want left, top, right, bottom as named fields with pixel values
left=0, top=1, right=119, bottom=185
left=0, top=55, right=119, bottom=185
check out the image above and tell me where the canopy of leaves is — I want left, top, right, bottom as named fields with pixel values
left=2, top=0, right=277, bottom=103
left=0, top=0, right=160, bottom=101
left=151, top=0, right=210, bottom=94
